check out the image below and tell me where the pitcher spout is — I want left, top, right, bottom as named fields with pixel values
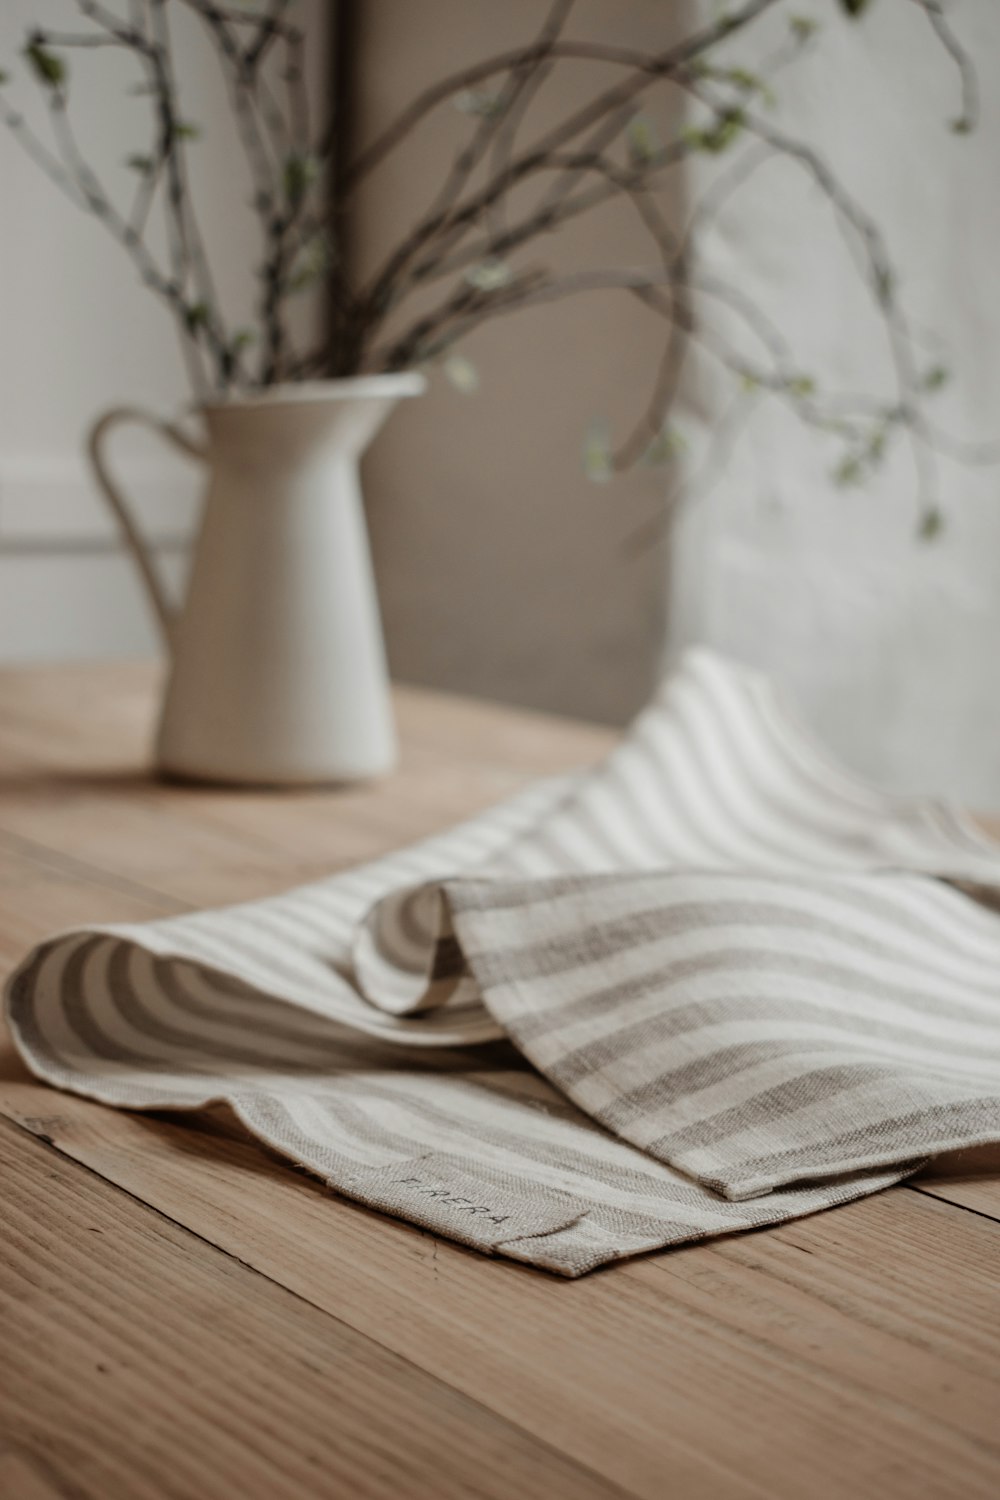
left=201, top=374, right=427, bottom=464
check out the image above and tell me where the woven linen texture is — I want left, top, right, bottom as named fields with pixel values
left=7, top=651, right=1000, bottom=1274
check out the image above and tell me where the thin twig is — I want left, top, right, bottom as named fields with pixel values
left=341, top=0, right=781, bottom=190
left=0, top=0, right=986, bottom=517
left=907, top=0, right=978, bottom=132
left=359, top=0, right=578, bottom=329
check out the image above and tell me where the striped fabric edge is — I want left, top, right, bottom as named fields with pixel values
left=3, top=772, right=577, bottom=1065
left=443, top=868, right=1000, bottom=1200
left=3, top=931, right=917, bottom=1276
left=3, top=647, right=997, bottom=1272
left=353, top=649, right=1000, bottom=1027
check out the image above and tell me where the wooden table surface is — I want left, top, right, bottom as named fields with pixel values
left=1, top=663, right=999, bottom=1500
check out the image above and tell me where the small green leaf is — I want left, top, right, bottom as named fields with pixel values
left=230, top=327, right=257, bottom=353
left=786, top=374, right=816, bottom=398
left=442, top=353, right=479, bottom=393
left=283, top=152, right=319, bottom=206
left=643, top=426, right=687, bottom=467
left=464, top=258, right=513, bottom=293
left=867, top=424, right=887, bottom=463
left=726, top=67, right=775, bottom=105
left=24, top=39, right=66, bottom=89
left=918, top=507, right=943, bottom=540
left=286, top=232, right=330, bottom=294
left=922, top=364, right=949, bottom=392
left=172, top=120, right=201, bottom=142
left=726, top=67, right=757, bottom=91
left=697, top=64, right=777, bottom=109
left=583, top=422, right=613, bottom=483
left=683, top=108, right=745, bottom=155
left=832, top=453, right=863, bottom=488
left=453, top=87, right=503, bottom=118
left=184, top=301, right=210, bottom=333
left=789, top=15, right=819, bottom=42
left=951, top=116, right=973, bottom=135
left=125, top=153, right=154, bottom=174
left=840, top=0, right=871, bottom=16
left=626, top=115, right=659, bottom=168
left=710, top=108, right=745, bottom=152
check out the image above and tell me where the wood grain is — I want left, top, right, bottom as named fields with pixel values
left=1, top=1116, right=629, bottom=1500
left=1, top=662, right=998, bottom=1500
left=1, top=1050, right=998, bottom=1500
left=914, top=1144, right=1000, bottom=1220
left=0, top=1446, right=79, bottom=1500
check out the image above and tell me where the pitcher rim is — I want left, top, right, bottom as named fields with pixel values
left=200, top=373, right=427, bottom=413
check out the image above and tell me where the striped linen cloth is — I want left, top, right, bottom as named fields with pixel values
left=6, top=650, right=1000, bottom=1275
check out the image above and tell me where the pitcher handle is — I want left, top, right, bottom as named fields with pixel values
left=87, top=405, right=208, bottom=653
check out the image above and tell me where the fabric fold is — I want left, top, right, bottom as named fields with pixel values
left=351, top=649, right=1000, bottom=1022
left=444, top=869, right=1000, bottom=1200
left=6, top=649, right=1000, bottom=1275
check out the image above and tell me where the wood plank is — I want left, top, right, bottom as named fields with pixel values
left=913, top=1145, right=1000, bottom=1223
left=0, top=831, right=181, bottom=970
left=0, top=1115, right=627, bottom=1500
left=643, top=1192, right=1000, bottom=1386
left=0, top=662, right=614, bottom=775
left=0, top=1447, right=78, bottom=1500
left=0, top=667, right=612, bottom=907
left=1, top=1047, right=997, bottom=1500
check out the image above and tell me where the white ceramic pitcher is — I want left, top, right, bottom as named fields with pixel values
left=88, top=375, right=425, bottom=785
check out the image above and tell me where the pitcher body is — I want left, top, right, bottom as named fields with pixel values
left=88, top=376, right=424, bottom=785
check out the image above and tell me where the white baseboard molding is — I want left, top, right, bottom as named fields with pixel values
left=0, top=454, right=201, bottom=547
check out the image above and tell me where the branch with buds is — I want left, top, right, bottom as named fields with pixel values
left=0, top=0, right=990, bottom=532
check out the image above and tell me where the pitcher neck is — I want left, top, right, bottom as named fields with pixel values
left=200, top=375, right=426, bottom=463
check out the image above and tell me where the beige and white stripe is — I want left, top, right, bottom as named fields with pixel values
left=6, top=650, right=1000, bottom=1274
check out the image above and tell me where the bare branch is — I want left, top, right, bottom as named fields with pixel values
left=341, top=0, right=781, bottom=190
left=244, top=0, right=296, bottom=76
left=0, top=95, right=89, bottom=209
left=732, top=100, right=938, bottom=520
left=358, top=0, right=579, bottom=328
left=149, top=0, right=234, bottom=384
left=377, top=266, right=693, bottom=372
left=3, top=73, right=211, bottom=396
left=907, top=0, right=978, bottom=132
left=1, top=0, right=986, bottom=523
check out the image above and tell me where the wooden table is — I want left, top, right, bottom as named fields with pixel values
left=1, top=663, right=998, bottom=1500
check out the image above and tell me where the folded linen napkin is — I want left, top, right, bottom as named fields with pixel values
left=6, top=651, right=1000, bottom=1275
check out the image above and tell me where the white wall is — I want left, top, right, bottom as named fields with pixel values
left=669, top=0, right=1000, bottom=805
left=0, top=0, right=326, bottom=661
left=354, top=0, right=688, bottom=726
